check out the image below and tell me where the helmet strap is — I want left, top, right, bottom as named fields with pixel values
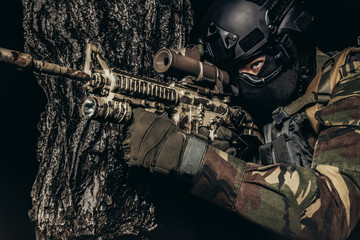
left=273, top=34, right=297, bottom=64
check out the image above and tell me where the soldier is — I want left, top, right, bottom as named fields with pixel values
left=122, top=0, right=360, bottom=239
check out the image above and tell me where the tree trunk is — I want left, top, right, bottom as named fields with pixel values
left=22, top=0, right=286, bottom=239
left=23, top=0, right=193, bottom=239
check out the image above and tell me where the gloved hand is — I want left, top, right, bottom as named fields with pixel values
left=123, top=108, right=208, bottom=177
left=198, top=111, right=263, bottom=160
left=198, top=126, right=238, bottom=156
left=123, top=108, right=185, bottom=174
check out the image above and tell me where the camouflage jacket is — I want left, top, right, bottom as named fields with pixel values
left=189, top=48, right=360, bottom=240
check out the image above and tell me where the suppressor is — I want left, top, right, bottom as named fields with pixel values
left=153, top=47, right=229, bottom=87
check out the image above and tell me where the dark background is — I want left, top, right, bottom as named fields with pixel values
left=0, top=1, right=44, bottom=240
left=0, top=0, right=359, bottom=239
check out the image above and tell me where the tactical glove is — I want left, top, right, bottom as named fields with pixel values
left=198, top=126, right=238, bottom=156
left=123, top=108, right=208, bottom=178
left=199, top=109, right=263, bottom=161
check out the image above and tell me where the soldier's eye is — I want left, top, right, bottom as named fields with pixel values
left=238, top=55, right=266, bottom=75
left=251, top=61, right=264, bottom=71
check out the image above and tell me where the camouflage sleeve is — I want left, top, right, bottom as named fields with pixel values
left=190, top=72, right=360, bottom=240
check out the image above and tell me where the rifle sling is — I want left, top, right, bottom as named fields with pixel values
left=272, top=92, right=331, bottom=125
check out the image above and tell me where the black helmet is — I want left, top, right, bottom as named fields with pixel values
left=201, top=0, right=316, bottom=126
left=201, top=0, right=314, bottom=68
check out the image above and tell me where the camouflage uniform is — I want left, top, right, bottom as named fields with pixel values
left=190, top=48, right=360, bottom=240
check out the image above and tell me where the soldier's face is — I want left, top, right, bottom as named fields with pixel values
left=232, top=53, right=300, bottom=126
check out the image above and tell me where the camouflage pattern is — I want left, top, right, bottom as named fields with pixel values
left=316, top=97, right=360, bottom=127
left=191, top=53, right=360, bottom=239
left=316, top=68, right=360, bottom=127
left=329, top=71, right=360, bottom=105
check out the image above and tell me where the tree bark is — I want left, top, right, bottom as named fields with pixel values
left=23, top=0, right=194, bottom=239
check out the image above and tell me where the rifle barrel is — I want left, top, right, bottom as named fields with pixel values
left=0, top=47, right=90, bottom=82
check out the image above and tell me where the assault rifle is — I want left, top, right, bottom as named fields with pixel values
left=0, top=43, right=261, bottom=141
